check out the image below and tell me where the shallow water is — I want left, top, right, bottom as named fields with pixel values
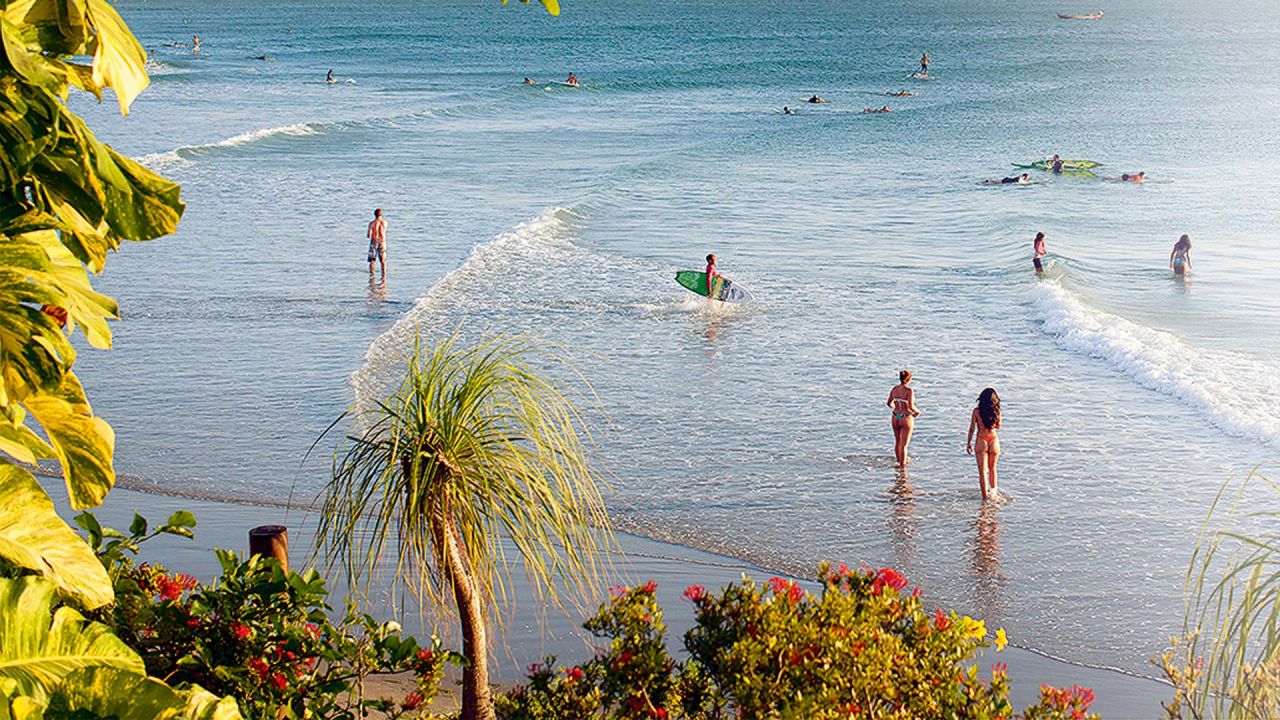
left=77, top=0, right=1280, bottom=675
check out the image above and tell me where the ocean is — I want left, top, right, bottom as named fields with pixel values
left=75, top=0, right=1280, bottom=676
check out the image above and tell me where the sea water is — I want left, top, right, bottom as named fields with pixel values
left=75, top=0, right=1280, bottom=675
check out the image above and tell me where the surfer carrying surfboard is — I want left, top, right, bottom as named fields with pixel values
left=704, top=254, right=720, bottom=296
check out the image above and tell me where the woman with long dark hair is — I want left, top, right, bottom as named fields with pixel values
left=886, top=370, right=921, bottom=467
left=1170, top=234, right=1192, bottom=277
left=966, top=388, right=1002, bottom=500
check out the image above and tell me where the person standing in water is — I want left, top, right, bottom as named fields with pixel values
left=566, top=72, right=578, bottom=86
left=192, top=35, right=201, bottom=54
left=887, top=370, right=922, bottom=468
left=1033, top=231, right=1047, bottom=275
left=704, top=253, right=720, bottom=298
left=919, top=53, right=929, bottom=74
left=1170, top=234, right=1192, bottom=277
left=967, top=388, right=1002, bottom=501
left=367, top=208, right=387, bottom=278
left=326, top=69, right=335, bottom=84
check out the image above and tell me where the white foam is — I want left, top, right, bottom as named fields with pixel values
left=1031, top=281, right=1280, bottom=446
left=349, top=207, right=586, bottom=414
left=139, top=123, right=322, bottom=168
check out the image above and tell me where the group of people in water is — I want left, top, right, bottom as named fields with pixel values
left=782, top=54, right=929, bottom=115
left=886, top=372, right=1004, bottom=501
left=522, top=73, right=579, bottom=87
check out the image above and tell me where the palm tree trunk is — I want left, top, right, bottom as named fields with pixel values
left=441, top=517, right=495, bottom=720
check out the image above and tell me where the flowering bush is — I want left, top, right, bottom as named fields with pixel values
left=497, top=563, right=1100, bottom=719
left=78, top=511, right=461, bottom=719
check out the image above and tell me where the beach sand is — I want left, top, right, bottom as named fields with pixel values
left=44, top=479, right=1172, bottom=718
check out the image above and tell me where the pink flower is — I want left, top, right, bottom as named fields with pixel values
left=683, top=585, right=707, bottom=602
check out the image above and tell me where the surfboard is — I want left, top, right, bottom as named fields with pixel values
left=547, top=81, right=580, bottom=88
left=909, top=72, right=932, bottom=80
left=675, top=271, right=753, bottom=303
left=1013, top=159, right=1102, bottom=170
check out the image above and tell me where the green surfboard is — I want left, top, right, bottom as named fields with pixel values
left=675, top=271, right=753, bottom=303
left=1013, top=159, right=1103, bottom=170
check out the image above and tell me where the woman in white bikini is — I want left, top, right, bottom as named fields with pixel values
left=966, top=388, right=1001, bottom=501
left=886, top=370, right=921, bottom=468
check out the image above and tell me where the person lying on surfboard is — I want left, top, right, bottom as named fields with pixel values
left=980, top=173, right=1031, bottom=185
left=705, top=254, right=720, bottom=297
left=807, top=94, right=827, bottom=103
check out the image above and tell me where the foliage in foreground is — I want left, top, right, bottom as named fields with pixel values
left=1159, top=471, right=1280, bottom=719
left=497, top=564, right=1100, bottom=720
left=318, top=333, right=614, bottom=720
left=83, top=510, right=460, bottom=720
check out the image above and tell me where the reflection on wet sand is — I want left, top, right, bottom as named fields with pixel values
left=971, top=502, right=1006, bottom=617
left=887, top=468, right=919, bottom=571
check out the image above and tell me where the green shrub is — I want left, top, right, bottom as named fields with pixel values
left=81, top=511, right=461, bottom=719
left=497, top=564, right=1100, bottom=720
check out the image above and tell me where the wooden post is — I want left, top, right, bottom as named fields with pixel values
left=248, top=525, right=289, bottom=573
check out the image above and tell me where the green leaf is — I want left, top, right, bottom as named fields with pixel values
left=127, top=513, right=145, bottom=537
left=47, top=668, right=244, bottom=719
left=164, top=510, right=197, bottom=529
left=22, top=372, right=114, bottom=510
left=0, top=465, right=112, bottom=609
left=0, top=576, right=141, bottom=704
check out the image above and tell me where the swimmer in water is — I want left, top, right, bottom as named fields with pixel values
left=326, top=69, right=335, bottom=84
left=887, top=370, right=922, bottom=468
left=566, top=72, right=578, bottom=86
left=807, top=94, right=827, bottom=103
left=888, top=90, right=915, bottom=97
left=1121, top=172, right=1146, bottom=183
left=981, top=173, right=1031, bottom=185
left=863, top=106, right=891, bottom=113
left=1170, top=234, right=1192, bottom=277
left=523, top=77, right=537, bottom=85
left=783, top=106, right=795, bottom=115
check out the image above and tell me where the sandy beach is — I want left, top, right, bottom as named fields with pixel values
left=44, top=479, right=1173, bottom=717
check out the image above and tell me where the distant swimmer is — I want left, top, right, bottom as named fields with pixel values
left=704, top=253, right=720, bottom=297
left=783, top=106, right=795, bottom=115
left=326, top=69, right=335, bottom=84
left=887, top=90, right=915, bottom=97
left=523, top=77, right=537, bottom=85
left=980, top=173, right=1031, bottom=185
left=966, top=388, right=1002, bottom=502
left=367, top=208, right=387, bottom=278
left=192, top=35, right=201, bottom=54
left=1119, top=171, right=1146, bottom=183
left=807, top=94, right=828, bottom=104
left=566, top=72, right=579, bottom=86
left=1033, top=231, right=1047, bottom=274
left=863, top=106, right=891, bottom=113
left=919, top=52, right=929, bottom=74
left=1170, top=234, right=1192, bottom=277
left=250, top=54, right=270, bottom=61
left=887, top=370, right=922, bottom=468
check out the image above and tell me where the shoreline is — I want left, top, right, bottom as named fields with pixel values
left=44, top=479, right=1172, bottom=717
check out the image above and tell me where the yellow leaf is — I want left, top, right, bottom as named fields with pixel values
left=84, top=0, right=149, bottom=115
left=22, top=373, right=114, bottom=509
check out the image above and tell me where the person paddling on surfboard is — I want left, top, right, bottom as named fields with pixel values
left=566, top=72, right=578, bottom=86
left=919, top=52, right=929, bottom=74
left=326, top=69, right=335, bottom=84
left=704, top=254, right=720, bottom=298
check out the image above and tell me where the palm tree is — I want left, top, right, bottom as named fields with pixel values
left=316, top=333, right=614, bottom=720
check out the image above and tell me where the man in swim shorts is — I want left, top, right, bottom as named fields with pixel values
left=1033, top=231, right=1047, bottom=275
left=920, top=53, right=929, bottom=74
left=367, top=208, right=386, bottom=278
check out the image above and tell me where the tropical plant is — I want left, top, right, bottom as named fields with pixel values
left=1159, top=471, right=1280, bottom=719
left=317, top=334, right=614, bottom=720
left=497, top=566, right=1099, bottom=720
left=500, top=0, right=561, bottom=17
left=0, top=574, right=241, bottom=718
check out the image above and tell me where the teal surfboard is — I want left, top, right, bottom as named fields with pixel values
left=675, top=271, right=753, bottom=303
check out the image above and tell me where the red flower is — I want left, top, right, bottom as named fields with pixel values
left=650, top=708, right=668, bottom=719
left=175, top=573, right=198, bottom=591
left=788, top=583, right=804, bottom=604
left=768, top=576, right=789, bottom=594
left=871, top=567, right=908, bottom=594
left=933, top=608, right=952, bottom=631
left=185, top=618, right=201, bottom=629
left=304, top=622, right=320, bottom=639
left=270, top=672, right=288, bottom=691
left=608, top=585, right=627, bottom=600
left=613, top=650, right=634, bottom=669
left=232, top=622, right=252, bottom=640
left=247, top=657, right=270, bottom=679
left=683, top=585, right=707, bottom=602
left=640, top=579, right=658, bottom=595
left=565, top=666, right=584, bottom=682
left=402, top=691, right=424, bottom=710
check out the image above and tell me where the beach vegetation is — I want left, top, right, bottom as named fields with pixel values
left=316, top=333, right=614, bottom=720
left=1159, top=471, right=1280, bottom=719
left=496, top=564, right=1100, bottom=720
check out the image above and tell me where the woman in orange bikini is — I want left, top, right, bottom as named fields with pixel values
left=966, top=388, right=1001, bottom=501
left=886, top=370, right=921, bottom=467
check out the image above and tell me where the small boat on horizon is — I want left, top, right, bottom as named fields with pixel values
left=1058, top=11, right=1104, bottom=20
